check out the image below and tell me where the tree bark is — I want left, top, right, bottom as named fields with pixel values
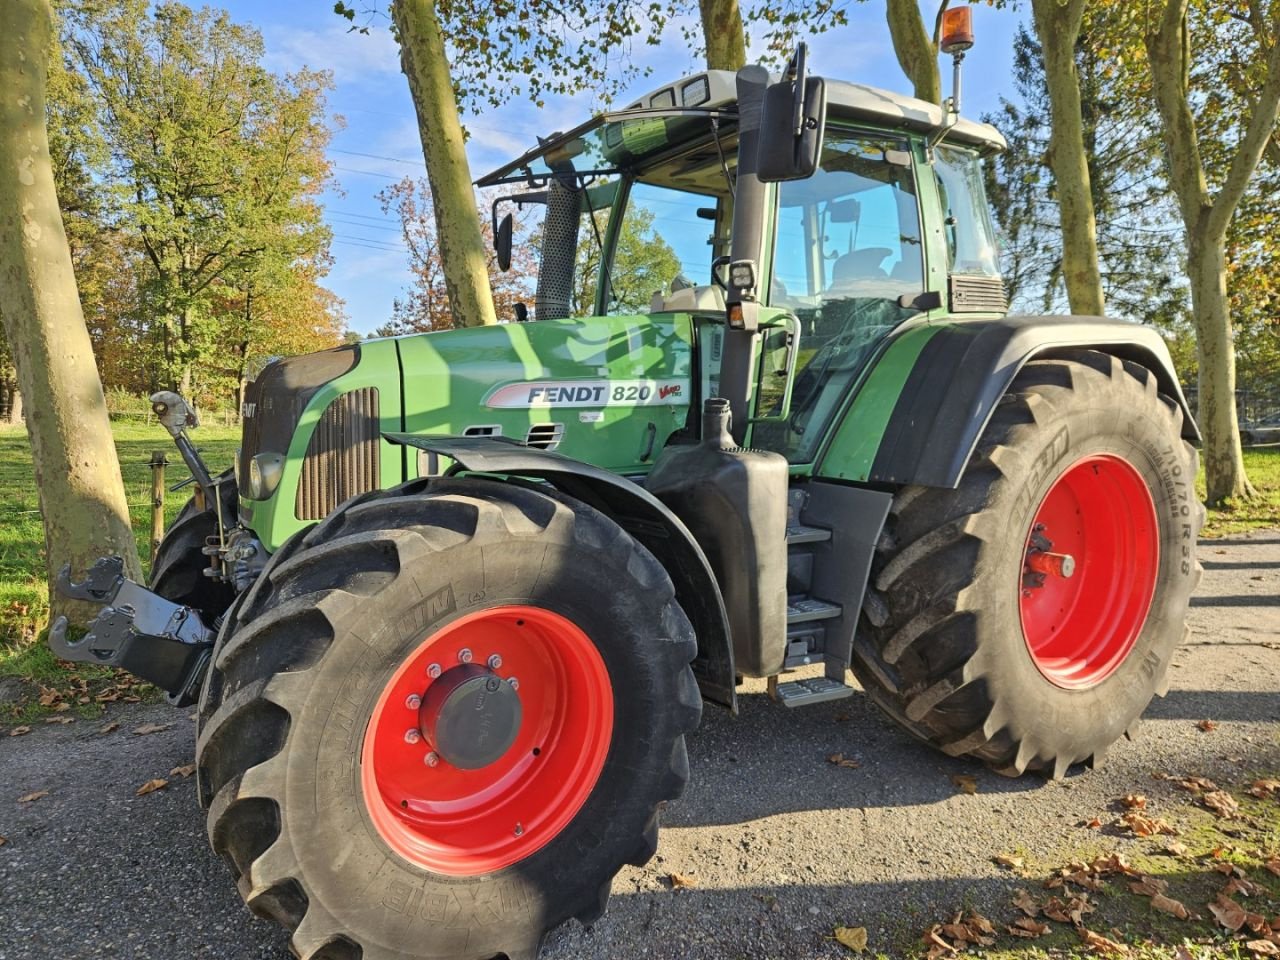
left=1030, top=0, right=1106, bottom=317
left=391, top=0, right=496, bottom=328
left=886, top=0, right=942, bottom=104
left=0, top=0, right=143, bottom=620
left=9, top=385, right=22, bottom=423
left=699, top=0, right=746, bottom=72
left=1144, top=0, right=1280, bottom=503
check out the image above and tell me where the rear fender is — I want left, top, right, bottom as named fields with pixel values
left=385, top=433, right=736, bottom=711
left=817, top=315, right=1199, bottom=489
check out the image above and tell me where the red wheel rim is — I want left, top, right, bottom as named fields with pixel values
left=361, top=606, right=613, bottom=875
left=1018, top=454, right=1159, bottom=689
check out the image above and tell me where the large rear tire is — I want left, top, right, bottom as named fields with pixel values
left=196, top=477, right=701, bottom=960
left=149, top=470, right=237, bottom=622
left=853, top=350, right=1203, bottom=778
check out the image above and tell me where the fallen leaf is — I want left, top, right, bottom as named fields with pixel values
left=0, top=835, right=5, bottom=846
left=52, top=702, right=71, bottom=713
left=8, top=725, right=31, bottom=737
left=1150, top=893, right=1191, bottom=919
left=1006, top=917, right=1050, bottom=937
left=993, top=853, right=1024, bottom=870
left=132, top=723, right=171, bottom=736
left=833, top=712, right=853, bottom=724
left=1225, top=876, right=1263, bottom=898
left=833, top=926, right=868, bottom=953
left=950, top=774, right=978, bottom=794
left=1012, top=888, right=1041, bottom=917
left=1043, top=894, right=1094, bottom=925
left=1178, top=776, right=1219, bottom=793
left=1248, top=779, right=1280, bottom=799
left=99, top=722, right=119, bottom=734
left=17, top=790, right=48, bottom=803
left=1209, top=895, right=1250, bottom=932
left=1246, top=940, right=1280, bottom=957
left=1203, top=790, right=1240, bottom=818
left=667, top=872, right=696, bottom=890
left=1120, top=793, right=1147, bottom=809
left=826, top=752, right=860, bottom=769
left=1121, top=810, right=1178, bottom=836
left=921, top=926, right=957, bottom=959
left=1077, top=925, right=1129, bottom=955
left=1128, top=877, right=1170, bottom=897
left=1090, top=854, right=1142, bottom=877
left=1197, top=719, right=1218, bottom=732
left=44, top=716, right=74, bottom=725
left=135, top=778, right=168, bottom=797
left=1083, top=816, right=1103, bottom=829
left=169, top=764, right=196, bottom=779
left=1264, top=858, right=1280, bottom=877
left=1214, top=861, right=1246, bottom=878
left=1163, top=841, right=1188, bottom=856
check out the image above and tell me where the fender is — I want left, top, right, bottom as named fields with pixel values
left=817, top=315, right=1199, bottom=489
left=385, top=433, right=736, bottom=711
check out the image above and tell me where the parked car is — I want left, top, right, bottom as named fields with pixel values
left=1242, top=412, right=1280, bottom=446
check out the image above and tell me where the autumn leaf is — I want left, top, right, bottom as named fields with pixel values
left=135, top=778, right=168, bottom=797
left=99, top=722, right=120, bottom=734
left=1264, top=857, right=1280, bottom=877
left=992, top=853, right=1024, bottom=870
left=1163, top=840, right=1188, bottom=856
left=1248, top=779, right=1280, bottom=799
left=0, top=835, right=6, bottom=846
left=1208, top=895, right=1251, bottom=932
left=921, top=925, right=958, bottom=959
left=169, top=764, right=196, bottom=778
left=52, top=702, right=71, bottom=713
left=1120, top=793, right=1147, bottom=809
left=1178, top=775, right=1219, bottom=792
left=8, top=726, right=30, bottom=737
left=1006, top=917, right=1050, bottom=937
left=1224, top=876, right=1262, bottom=898
left=832, top=926, right=867, bottom=953
left=1012, top=889, right=1041, bottom=917
left=17, top=790, right=48, bottom=803
left=1121, top=811, right=1178, bottom=836
left=1077, top=926, right=1130, bottom=956
left=1150, top=893, right=1191, bottom=919
left=1245, top=940, right=1280, bottom=957
left=1083, top=816, right=1103, bottom=829
left=827, top=752, right=860, bottom=769
left=1202, top=790, right=1240, bottom=818
left=950, top=774, right=978, bottom=794
left=1197, top=719, right=1218, bottom=732
left=132, top=723, right=171, bottom=736
left=1128, top=876, right=1170, bottom=897
left=44, top=716, right=75, bottom=725
left=667, top=872, right=696, bottom=890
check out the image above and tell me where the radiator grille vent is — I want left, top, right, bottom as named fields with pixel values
left=526, top=423, right=564, bottom=450
left=949, top=274, right=1008, bottom=313
left=296, top=387, right=381, bottom=520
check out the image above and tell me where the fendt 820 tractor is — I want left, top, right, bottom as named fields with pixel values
left=53, top=37, right=1202, bottom=960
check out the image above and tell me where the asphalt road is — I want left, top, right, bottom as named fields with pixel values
left=2, top=531, right=1278, bottom=960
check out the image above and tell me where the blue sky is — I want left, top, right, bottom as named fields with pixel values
left=214, top=2, right=1026, bottom=336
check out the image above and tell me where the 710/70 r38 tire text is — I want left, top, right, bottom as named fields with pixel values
left=195, top=477, right=701, bottom=960
left=854, top=350, right=1204, bottom=778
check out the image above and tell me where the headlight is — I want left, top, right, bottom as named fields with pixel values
left=245, top=452, right=285, bottom=500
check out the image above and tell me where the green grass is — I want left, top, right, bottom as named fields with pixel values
left=1200, top=446, right=1280, bottom=537
left=0, top=421, right=239, bottom=680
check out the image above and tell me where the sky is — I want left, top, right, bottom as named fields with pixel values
left=213, top=2, right=1027, bottom=336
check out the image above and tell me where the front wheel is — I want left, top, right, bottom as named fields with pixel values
left=196, top=477, right=701, bottom=960
left=854, top=350, right=1203, bottom=778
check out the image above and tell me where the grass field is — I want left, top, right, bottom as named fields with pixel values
left=0, top=423, right=1276, bottom=701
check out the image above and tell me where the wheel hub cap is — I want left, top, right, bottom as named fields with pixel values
left=418, top=664, right=522, bottom=769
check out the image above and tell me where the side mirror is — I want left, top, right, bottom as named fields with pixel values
left=494, top=212, right=513, bottom=272
left=757, top=44, right=827, bottom=183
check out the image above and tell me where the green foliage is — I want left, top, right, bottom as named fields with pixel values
left=573, top=206, right=680, bottom=315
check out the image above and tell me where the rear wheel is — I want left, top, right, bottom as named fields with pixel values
left=149, top=470, right=237, bottom=622
left=853, top=350, right=1203, bottom=777
left=196, top=477, right=701, bottom=960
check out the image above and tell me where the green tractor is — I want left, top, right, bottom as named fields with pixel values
left=52, top=45, right=1202, bottom=960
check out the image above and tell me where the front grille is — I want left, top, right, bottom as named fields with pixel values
left=295, top=387, right=381, bottom=520
left=949, top=274, right=1008, bottom=313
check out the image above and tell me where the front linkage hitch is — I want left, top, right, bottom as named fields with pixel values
left=49, top=556, right=215, bottom=707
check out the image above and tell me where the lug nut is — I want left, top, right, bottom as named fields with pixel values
left=487, top=653, right=502, bottom=669
left=404, top=728, right=421, bottom=744
left=458, top=648, right=473, bottom=664
left=424, top=752, right=439, bottom=767
left=514, top=822, right=524, bottom=836
left=508, top=676, right=519, bottom=691
left=405, top=693, right=422, bottom=710
left=426, top=663, right=441, bottom=679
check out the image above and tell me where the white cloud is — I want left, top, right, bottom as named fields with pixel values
left=261, top=20, right=401, bottom=88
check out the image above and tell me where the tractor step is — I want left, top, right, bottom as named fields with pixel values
left=786, top=596, right=841, bottom=624
left=769, top=675, right=854, bottom=708
left=786, top=523, right=831, bottom=545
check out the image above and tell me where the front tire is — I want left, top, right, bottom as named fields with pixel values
left=196, top=477, right=701, bottom=960
left=853, top=350, right=1203, bottom=777
left=149, top=470, right=237, bottom=622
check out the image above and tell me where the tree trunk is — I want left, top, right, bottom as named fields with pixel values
left=0, top=0, right=143, bottom=621
left=391, top=0, right=496, bottom=328
left=1030, top=0, right=1105, bottom=317
left=699, top=0, right=746, bottom=72
left=1187, top=227, right=1254, bottom=503
left=9, top=385, right=22, bottom=423
left=886, top=0, right=942, bottom=104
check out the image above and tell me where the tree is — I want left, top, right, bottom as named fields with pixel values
left=886, top=0, right=944, bottom=103
left=700, top=0, right=747, bottom=70
left=0, top=0, right=143, bottom=617
left=1029, top=0, right=1104, bottom=316
left=572, top=208, right=680, bottom=315
left=371, top=176, right=536, bottom=335
left=1143, top=0, right=1280, bottom=503
left=68, top=1, right=335, bottom=395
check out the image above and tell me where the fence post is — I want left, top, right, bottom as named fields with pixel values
left=149, top=450, right=167, bottom=566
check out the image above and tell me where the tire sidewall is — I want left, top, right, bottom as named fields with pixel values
left=978, top=389, right=1196, bottom=757
left=277, top=521, right=684, bottom=958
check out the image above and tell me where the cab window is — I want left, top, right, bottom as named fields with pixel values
left=932, top=145, right=1001, bottom=277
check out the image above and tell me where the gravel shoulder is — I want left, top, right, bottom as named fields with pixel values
left=2, top=531, right=1278, bottom=959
